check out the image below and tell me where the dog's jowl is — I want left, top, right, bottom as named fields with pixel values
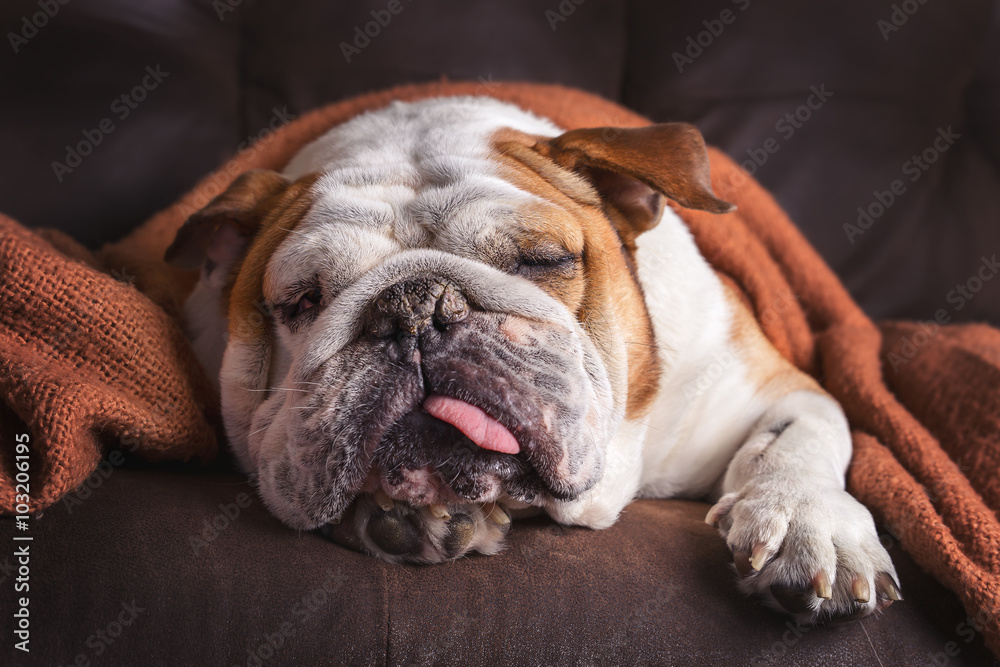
left=167, top=96, right=900, bottom=623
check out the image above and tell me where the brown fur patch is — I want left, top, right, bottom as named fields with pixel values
left=723, top=285, right=824, bottom=399
left=226, top=174, right=321, bottom=341
left=490, top=130, right=661, bottom=419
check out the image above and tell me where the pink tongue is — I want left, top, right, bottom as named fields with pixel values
left=423, top=395, right=520, bottom=454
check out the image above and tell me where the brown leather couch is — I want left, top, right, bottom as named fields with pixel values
left=2, top=1, right=998, bottom=665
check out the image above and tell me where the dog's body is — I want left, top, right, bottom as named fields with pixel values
left=168, top=96, right=899, bottom=622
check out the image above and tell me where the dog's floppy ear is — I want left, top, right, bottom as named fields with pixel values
left=534, top=123, right=735, bottom=243
left=165, top=169, right=291, bottom=275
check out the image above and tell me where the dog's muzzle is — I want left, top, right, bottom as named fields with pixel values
left=361, top=275, right=549, bottom=504
left=260, top=260, right=610, bottom=529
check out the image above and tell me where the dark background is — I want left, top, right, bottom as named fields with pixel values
left=2, top=2, right=1000, bottom=665
left=1, top=0, right=998, bottom=324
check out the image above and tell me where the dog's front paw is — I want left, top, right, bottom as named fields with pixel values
left=706, top=481, right=901, bottom=623
left=318, top=492, right=512, bottom=564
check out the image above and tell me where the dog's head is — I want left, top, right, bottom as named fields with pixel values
left=167, top=98, right=732, bottom=530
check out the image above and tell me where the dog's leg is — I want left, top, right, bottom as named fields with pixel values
left=707, top=388, right=901, bottom=621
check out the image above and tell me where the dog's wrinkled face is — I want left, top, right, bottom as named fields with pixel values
left=168, top=97, right=732, bottom=531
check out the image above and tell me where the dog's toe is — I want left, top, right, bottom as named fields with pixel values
left=367, top=508, right=423, bottom=556
left=442, top=512, right=477, bottom=558
left=714, top=484, right=900, bottom=624
left=320, top=494, right=513, bottom=564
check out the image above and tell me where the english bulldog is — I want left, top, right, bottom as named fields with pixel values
left=166, top=96, right=900, bottom=622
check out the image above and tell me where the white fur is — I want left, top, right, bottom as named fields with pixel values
left=185, top=96, right=896, bottom=619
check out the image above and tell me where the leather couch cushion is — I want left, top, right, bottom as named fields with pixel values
left=1, top=465, right=995, bottom=666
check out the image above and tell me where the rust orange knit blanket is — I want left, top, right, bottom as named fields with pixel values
left=2, top=81, right=998, bottom=654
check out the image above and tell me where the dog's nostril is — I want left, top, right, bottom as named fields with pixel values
left=434, top=285, right=469, bottom=327
left=370, top=278, right=470, bottom=339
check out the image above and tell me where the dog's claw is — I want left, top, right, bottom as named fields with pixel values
left=852, top=577, right=870, bottom=603
left=812, top=571, right=833, bottom=600
left=373, top=490, right=395, bottom=512
left=876, top=572, right=902, bottom=601
left=750, top=543, right=770, bottom=571
left=705, top=504, right=726, bottom=527
left=427, top=503, right=451, bottom=521
left=483, top=502, right=511, bottom=528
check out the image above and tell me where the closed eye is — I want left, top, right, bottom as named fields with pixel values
left=277, top=281, right=323, bottom=331
left=515, top=248, right=580, bottom=275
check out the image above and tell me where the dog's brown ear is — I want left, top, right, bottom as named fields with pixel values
left=534, top=124, right=735, bottom=242
left=165, top=169, right=290, bottom=272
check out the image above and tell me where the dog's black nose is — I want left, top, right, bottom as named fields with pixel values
left=367, top=276, right=470, bottom=339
